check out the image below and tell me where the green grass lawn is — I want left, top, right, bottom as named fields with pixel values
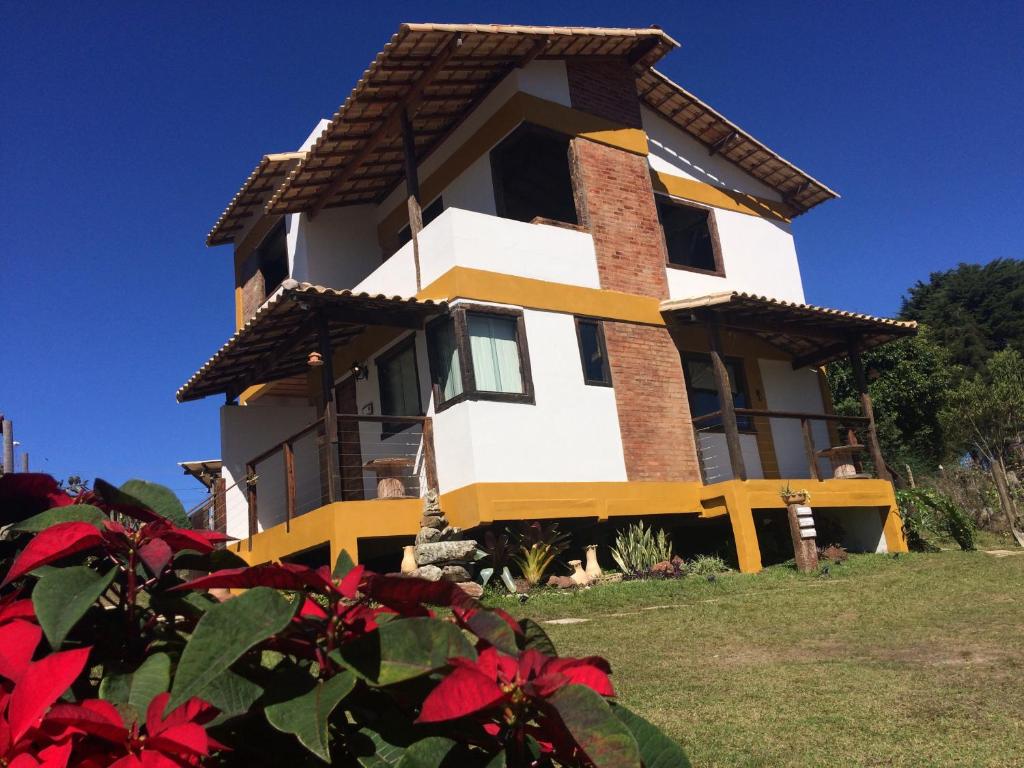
left=485, top=550, right=1024, bottom=767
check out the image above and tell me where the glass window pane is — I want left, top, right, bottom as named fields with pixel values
left=577, top=320, right=609, bottom=384
left=428, top=320, right=463, bottom=403
left=468, top=314, right=523, bottom=394
left=379, top=342, right=419, bottom=416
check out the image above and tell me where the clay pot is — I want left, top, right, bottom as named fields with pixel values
left=782, top=492, right=807, bottom=506
left=569, top=559, right=590, bottom=587
left=400, top=545, right=417, bottom=575
left=584, top=545, right=603, bottom=581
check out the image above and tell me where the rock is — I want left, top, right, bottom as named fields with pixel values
left=420, top=515, right=447, bottom=530
left=439, top=526, right=462, bottom=540
left=415, top=527, right=442, bottom=545
left=415, top=540, right=478, bottom=566
left=651, top=560, right=674, bottom=576
left=546, top=575, right=575, bottom=589
left=422, top=489, right=442, bottom=515
left=441, top=565, right=473, bottom=582
left=411, top=565, right=443, bottom=581
left=455, top=581, right=484, bottom=598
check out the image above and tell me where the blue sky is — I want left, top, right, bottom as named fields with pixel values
left=2, top=1, right=1021, bottom=508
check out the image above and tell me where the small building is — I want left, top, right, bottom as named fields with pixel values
left=178, top=23, right=914, bottom=572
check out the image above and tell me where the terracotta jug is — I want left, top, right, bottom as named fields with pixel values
left=569, top=559, right=590, bottom=586
left=584, top=545, right=602, bottom=581
left=401, top=545, right=417, bottom=575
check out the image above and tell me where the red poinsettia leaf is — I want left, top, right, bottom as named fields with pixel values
left=138, top=538, right=173, bottom=576
left=8, top=646, right=91, bottom=743
left=335, top=564, right=365, bottom=598
left=0, top=474, right=73, bottom=525
left=544, top=657, right=615, bottom=697
left=298, top=598, right=327, bottom=620
left=7, top=753, right=42, bottom=768
left=526, top=671, right=571, bottom=700
left=361, top=574, right=472, bottom=615
left=148, top=723, right=210, bottom=757
left=0, top=619, right=42, bottom=683
left=497, top=654, right=519, bottom=685
left=416, top=666, right=505, bottom=724
left=108, top=755, right=145, bottom=768
left=138, top=752, right=182, bottom=768
left=145, top=692, right=218, bottom=736
left=173, top=562, right=330, bottom=593
left=517, top=649, right=549, bottom=682
left=0, top=598, right=36, bottom=625
left=2, top=523, right=103, bottom=587
left=45, top=700, right=127, bottom=743
left=35, top=738, right=73, bottom=768
left=152, top=528, right=214, bottom=555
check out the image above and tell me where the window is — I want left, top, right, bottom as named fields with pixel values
left=255, top=220, right=289, bottom=295
left=656, top=196, right=723, bottom=274
left=397, top=196, right=444, bottom=248
left=376, top=335, right=422, bottom=436
left=426, top=305, right=534, bottom=410
left=490, top=123, right=578, bottom=225
left=683, top=355, right=753, bottom=431
left=575, top=317, right=612, bottom=386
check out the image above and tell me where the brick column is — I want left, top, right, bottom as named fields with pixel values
left=569, top=135, right=700, bottom=482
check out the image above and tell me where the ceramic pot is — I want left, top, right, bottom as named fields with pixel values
left=584, top=545, right=603, bottom=581
left=569, top=559, right=590, bottom=586
left=401, top=545, right=417, bottom=574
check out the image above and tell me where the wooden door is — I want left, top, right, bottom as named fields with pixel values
left=335, top=377, right=365, bottom=501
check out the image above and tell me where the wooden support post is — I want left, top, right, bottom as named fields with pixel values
left=317, top=311, right=342, bottom=503
left=20, top=452, right=28, bottom=473
left=212, top=477, right=227, bottom=534
left=800, top=417, right=819, bottom=481
left=784, top=492, right=819, bottom=573
left=705, top=316, right=747, bottom=481
left=245, top=462, right=257, bottom=551
left=2, top=419, right=13, bottom=474
left=401, top=107, right=424, bottom=291
left=283, top=440, right=296, bottom=532
left=422, top=417, right=437, bottom=493
left=847, top=339, right=891, bottom=481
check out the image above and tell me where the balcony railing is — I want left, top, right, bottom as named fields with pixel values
left=243, top=413, right=436, bottom=545
left=692, top=408, right=872, bottom=484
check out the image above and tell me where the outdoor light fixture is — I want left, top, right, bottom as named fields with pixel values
left=307, top=351, right=323, bottom=367
left=352, top=362, right=369, bottom=380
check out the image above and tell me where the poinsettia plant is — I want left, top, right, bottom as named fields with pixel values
left=0, top=473, right=690, bottom=767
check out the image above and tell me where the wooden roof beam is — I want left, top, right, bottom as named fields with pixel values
left=708, top=130, right=739, bottom=156
left=306, top=34, right=462, bottom=220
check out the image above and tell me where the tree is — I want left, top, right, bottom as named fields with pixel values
left=900, top=258, right=1024, bottom=377
left=940, top=347, right=1024, bottom=545
left=827, top=328, right=956, bottom=476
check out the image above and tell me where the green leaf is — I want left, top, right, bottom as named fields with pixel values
left=333, top=549, right=356, bottom=578
left=99, top=671, right=132, bottom=705
left=172, top=547, right=248, bottom=572
left=396, top=737, right=458, bottom=768
left=518, top=618, right=557, bottom=656
left=265, top=671, right=356, bottom=762
left=128, top=653, right=171, bottom=715
left=169, top=586, right=295, bottom=709
left=612, top=704, right=691, bottom=768
left=548, top=685, right=641, bottom=768
left=499, top=567, right=517, bottom=595
left=14, top=505, right=106, bottom=532
left=33, top=566, right=116, bottom=648
left=202, top=669, right=264, bottom=724
left=119, top=479, right=189, bottom=527
left=338, top=617, right=476, bottom=687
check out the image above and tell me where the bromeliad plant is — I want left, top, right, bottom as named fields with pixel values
left=511, top=522, right=571, bottom=588
left=0, top=473, right=690, bottom=767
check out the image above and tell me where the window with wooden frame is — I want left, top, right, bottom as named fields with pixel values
left=574, top=317, right=612, bottom=387
left=490, top=123, right=578, bottom=226
left=426, top=304, right=534, bottom=411
left=656, top=195, right=724, bottom=276
left=254, top=219, right=289, bottom=295
left=682, top=354, right=753, bottom=432
left=375, top=334, right=422, bottom=437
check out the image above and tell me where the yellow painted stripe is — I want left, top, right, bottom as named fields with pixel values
left=418, top=266, right=665, bottom=325
left=651, top=170, right=795, bottom=223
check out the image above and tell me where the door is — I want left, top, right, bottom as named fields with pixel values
left=335, top=377, right=365, bottom=501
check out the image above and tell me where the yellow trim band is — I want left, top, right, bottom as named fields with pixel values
left=651, top=170, right=794, bottom=223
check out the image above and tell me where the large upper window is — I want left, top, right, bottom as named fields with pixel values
left=376, top=335, right=422, bottom=436
left=490, top=123, right=577, bottom=225
left=427, top=305, right=533, bottom=410
left=656, top=196, right=723, bottom=275
left=575, top=317, right=612, bottom=386
left=683, top=355, right=752, bottom=431
left=255, top=220, right=289, bottom=295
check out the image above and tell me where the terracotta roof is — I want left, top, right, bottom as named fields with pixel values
left=207, top=152, right=306, bottom=246
left=639, top=69, right=839, bottom=213
left=660, top=291, right=916, bottom=367
left=177, top=280, right=447, bottom=402
left=262, top=23, right=677, bottom=216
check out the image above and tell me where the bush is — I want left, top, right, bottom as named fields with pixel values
left=686, top=555, right=730, bottom=576
left=897, top=487, right=976, bottom=551
left=610, top=522, right=673, bottom=578
left=0, top=473, right=690, bottom=766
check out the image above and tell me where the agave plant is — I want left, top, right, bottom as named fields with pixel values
left=610, top=521, right=673, bottom=577
left=510, top=521, right=570, bottom=587
left=477, top=529, right=518, bottom=593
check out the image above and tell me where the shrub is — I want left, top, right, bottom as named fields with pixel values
left=510, top=521, right=570, bottom=587
left=817, top=544, right=849, bottom=563
left=1, top=473, right=691, bottom=766
left=686, top=554, right=730, bottom=576
left=897, top=487, right=976, bottom=551
left=610, top=522, right=673, bottom=578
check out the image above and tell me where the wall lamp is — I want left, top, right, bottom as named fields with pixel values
left=351, top=362, right=369, bottom=380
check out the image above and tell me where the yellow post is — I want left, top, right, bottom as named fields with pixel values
left=725, top=487, right=762, bottom=573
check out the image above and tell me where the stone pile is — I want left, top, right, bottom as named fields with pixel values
left=410, top=490, right=480, bottom=595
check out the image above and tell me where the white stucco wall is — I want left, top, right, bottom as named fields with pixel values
left=355, top=207, right=600, bottom=296
left=758, top=359, right=831, bottom=478
left=287, top=205, right=381, bottom=288
left=815, top=507, right=887, bottom=553
left=220, top=400, right=316, bottom=538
